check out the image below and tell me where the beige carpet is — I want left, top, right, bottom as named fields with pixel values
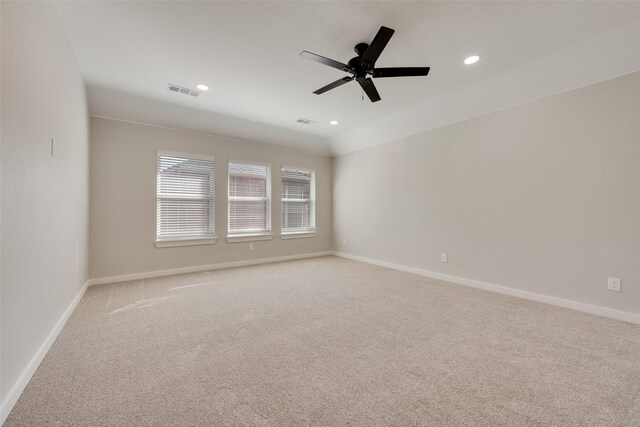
left=5, top=256, right=640, bottom=426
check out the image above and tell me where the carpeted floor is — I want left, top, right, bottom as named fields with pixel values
left=5, top=256, right=640, bottom=426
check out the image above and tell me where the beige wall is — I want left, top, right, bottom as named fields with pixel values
left=1, top=1, right=89, bottom=403
left=333, top=72, right=640, bottom=315
left=89, top=118, right=332, bottom=279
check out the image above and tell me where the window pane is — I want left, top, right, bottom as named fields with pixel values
left=229, top=200, right=268, bottom=231
left=281, top=167, right=315, bottom=232
left=158, top=199, right=213, bottom=237
left=282, top=180, right=309, bottom=199
left=158, top=158, right=214, bottom=197
left=157, top=154, right=215, bottom=240
left=229, top=175, right=266, bottom=198
left=282, top=201, right=310, bottom=230
left=228, top=162, right=271, bottom=234
left=281, top=169, right=311, bottom=180
left=229, top=162, right=268, bottom=177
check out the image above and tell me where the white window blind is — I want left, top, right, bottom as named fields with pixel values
left=156, top=152, right=215, bottom=241
left=228, top=161, right=271, bottom=235
left=281, top=167, right=315, bottom=233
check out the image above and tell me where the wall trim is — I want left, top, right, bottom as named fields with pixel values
left=87, top=251, right=333, bottom=286
left=333, top=251, right=640, bottom=325
left=0, top=281, right=90, bottom=425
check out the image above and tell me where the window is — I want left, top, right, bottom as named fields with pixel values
left=228, top=161, right=271, bottom=237
left=156, top=152, right=215, bottom=245
left=281, top=166, right=315, bottom=235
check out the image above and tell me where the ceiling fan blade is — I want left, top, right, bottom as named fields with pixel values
left=372, top=67, right=430, bottom=78
left=300, top=51, right=352, bottom=72
left=313, top=76, right=354, bottom=95
left=360, top=26, right=395, bottom=68
left=358, top=78, right=381, bottom=103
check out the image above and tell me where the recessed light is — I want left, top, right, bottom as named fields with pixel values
left=195, top=83, right=209, bottom=91
left=330, top=120, right=339, bottom=125
left=464, top=55, right=480, bottom=65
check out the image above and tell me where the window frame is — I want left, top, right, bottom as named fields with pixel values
left=227, top=159, right=273, bottom=242
left=155, top=150, right=217, bottom=247
left=280, top=165, right=316, bottom=238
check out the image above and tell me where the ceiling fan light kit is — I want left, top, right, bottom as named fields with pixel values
left=300, top=26, right=430, bottom=103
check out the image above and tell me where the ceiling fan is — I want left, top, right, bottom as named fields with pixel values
left=300, top=26, right=430, bottom=103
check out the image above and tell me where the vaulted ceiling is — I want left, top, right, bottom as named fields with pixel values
left=56, top=1, right=640, bottom=155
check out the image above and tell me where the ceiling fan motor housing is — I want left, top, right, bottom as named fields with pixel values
left=348, top=56, right=370, bottom=80
left=354, top=42, right=369, bottom=57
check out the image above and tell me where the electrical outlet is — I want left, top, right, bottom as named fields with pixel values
left=342, top=238, right=347, bottom=245
left=608, top=277, right=621, bottom=292
left=249, top=243, right=254, bottom=250
left=441, top=253, right=448, bottom=263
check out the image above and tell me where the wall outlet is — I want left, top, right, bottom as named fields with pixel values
left=249, top=243, right=254, bottom=250
left=441, top=253, right=448, bottom=263
left=607, top=277, right=621, bottom=292
left=342, top=238, right=347, bottom=245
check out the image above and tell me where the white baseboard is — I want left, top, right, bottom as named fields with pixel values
left=333, top=251, right=640, bottom=325
left=87, top=251, right=334, bottom=286
left=0, top=281, right=89, bottom=425
left=1, top=252, right=332, bottom=423
left=3, top=251, right=634, bottom=425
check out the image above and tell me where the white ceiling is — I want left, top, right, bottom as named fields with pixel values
left=56, top=1, right=640, bottom=156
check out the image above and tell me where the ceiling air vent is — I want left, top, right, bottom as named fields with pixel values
left=168, top=84, right=200, bottom=97
left=296, top=118, right=318, bottom=125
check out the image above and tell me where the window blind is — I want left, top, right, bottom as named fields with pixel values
left=228, top=161, right=271, bottom=234
left=156, top=153, right=215, bottom=240
left=281, top=167, right=315, bottom=233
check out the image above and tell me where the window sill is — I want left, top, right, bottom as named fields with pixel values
left=155, top=237, right=218, bottom=248
left=226, top=233, right=274, bottom=243
left=281, top=231, right=317, bottom=240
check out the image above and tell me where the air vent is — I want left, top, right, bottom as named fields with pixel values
left=167, top=84, right=200, bottom=97
left=296, top=118, right=318, bottom=125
